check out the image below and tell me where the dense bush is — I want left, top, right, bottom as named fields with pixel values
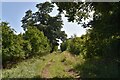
left=1, top=22, right=25, bottom=66
left=60, top=41, right=67, bottom=52
left=60, top=36, right=86, bottom=55
left=69, top=37, right=81, bottom=55
left=1, top=22, right=51, bottom=67
left=23, top=26, right=51, bottom=57
left=84, top=29, right=120, bottom=60
left=69, top=44, right=80, bottom=55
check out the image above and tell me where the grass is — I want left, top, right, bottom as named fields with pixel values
left=2, top=51, right=119, bottom=78
left=2, top=51, right=81, bottom=78
left=74, top=56, right=119, bottom=78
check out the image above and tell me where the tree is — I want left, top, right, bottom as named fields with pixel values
left=23, top=26, right=51, bottom=57
left=54, top=2, right=93, bottom=27
left=56, top=2, right=120, bottom=77
left=1, top=21, right=51, bottom=68
left=56, top=2, right=120, bottom=60
left=60, top=35, right=87, bottom=55
left=21, top=2, right=67, bottom=52
left=1, top=22, right=25, bottom=67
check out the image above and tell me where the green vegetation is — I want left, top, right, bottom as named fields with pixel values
left=60, top=35, right=86, bottom=55
left=2, top=52, right=80, bottom=78
left=2, top=2, right=120, bottom=79
left=2, top=22, right=25, bottom=67
left=23, top=26, right=51, bottom=57
left=21, top=2, right=67, bottom=52
left=2, top=51, right=118, bottom=78
left=74, top=57, right=119, bottom=78
left=1, top=22, right=51, bottom=68
left=56, top=2, right=120, bottom=60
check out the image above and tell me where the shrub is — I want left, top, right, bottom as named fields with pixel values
left=60, top=37, right=83, bottom=55
left=1, top=22, right=25, bottom=66
left=61, top=34, right=89, bottom=56
left=1, top=22, right=51, bottom=67
left=23, top=26, right=51, bottom=57
left=60, top=41, right=67, bottom=52
left=69, top=44, right=80, bottom=55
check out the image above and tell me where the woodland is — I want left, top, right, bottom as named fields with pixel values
left=1, top=2, right=120, bottom=78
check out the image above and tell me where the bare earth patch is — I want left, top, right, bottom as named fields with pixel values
left=41, top=59, right=53, bottom=78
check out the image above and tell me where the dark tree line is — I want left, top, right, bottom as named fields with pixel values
left=58, top=2, right=120, bottom=77
left=56, top=2, right=120, bottom=61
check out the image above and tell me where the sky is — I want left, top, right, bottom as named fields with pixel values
left=1, top=0, right=87, bottom=38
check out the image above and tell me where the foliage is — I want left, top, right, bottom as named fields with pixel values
left=1, top=22, right=25, bottom=67
left=54, top=2, right=93, bottom=27
left=74, top=57, right=119, bottom=78
left=23, top=26, right=51, bottom=57
left=2, top=2, right=120, bottom=78
left=69, top=38, right=80, bottom=55
left=61, top=35, right=87, bottom=55
left=22, top=40, right=32, bottom=58
left=21, top=2, right=67, bottom=52
left=60, top=41, right=68, bottom=52
left=56, top=2, right=120, bottom=61
left=56, top=2, right=120, bottom=77
left=1, top=22, right=51, bottom=68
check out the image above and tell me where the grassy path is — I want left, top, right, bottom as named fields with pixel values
left=40, top=51, right=80, bottom=78
left=41, top=59, right=54, bottom=78
left=2, top=51, right=119, bottom=78
left=2, top=51, right=81, bottom=78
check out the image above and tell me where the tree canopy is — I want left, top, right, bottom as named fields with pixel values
left=56, top=2, right=120, bottom=61
left=21, top=2, right=67, bottom=52
left=1, top=22, right=51, bottom=68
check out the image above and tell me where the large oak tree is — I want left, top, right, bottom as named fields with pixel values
left=21, top=2, right=67, bottom=52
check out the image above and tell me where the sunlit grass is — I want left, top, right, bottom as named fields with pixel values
left=2, top=51, right=81, bottom=78
left=3, top=51, right=117, bottom=78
